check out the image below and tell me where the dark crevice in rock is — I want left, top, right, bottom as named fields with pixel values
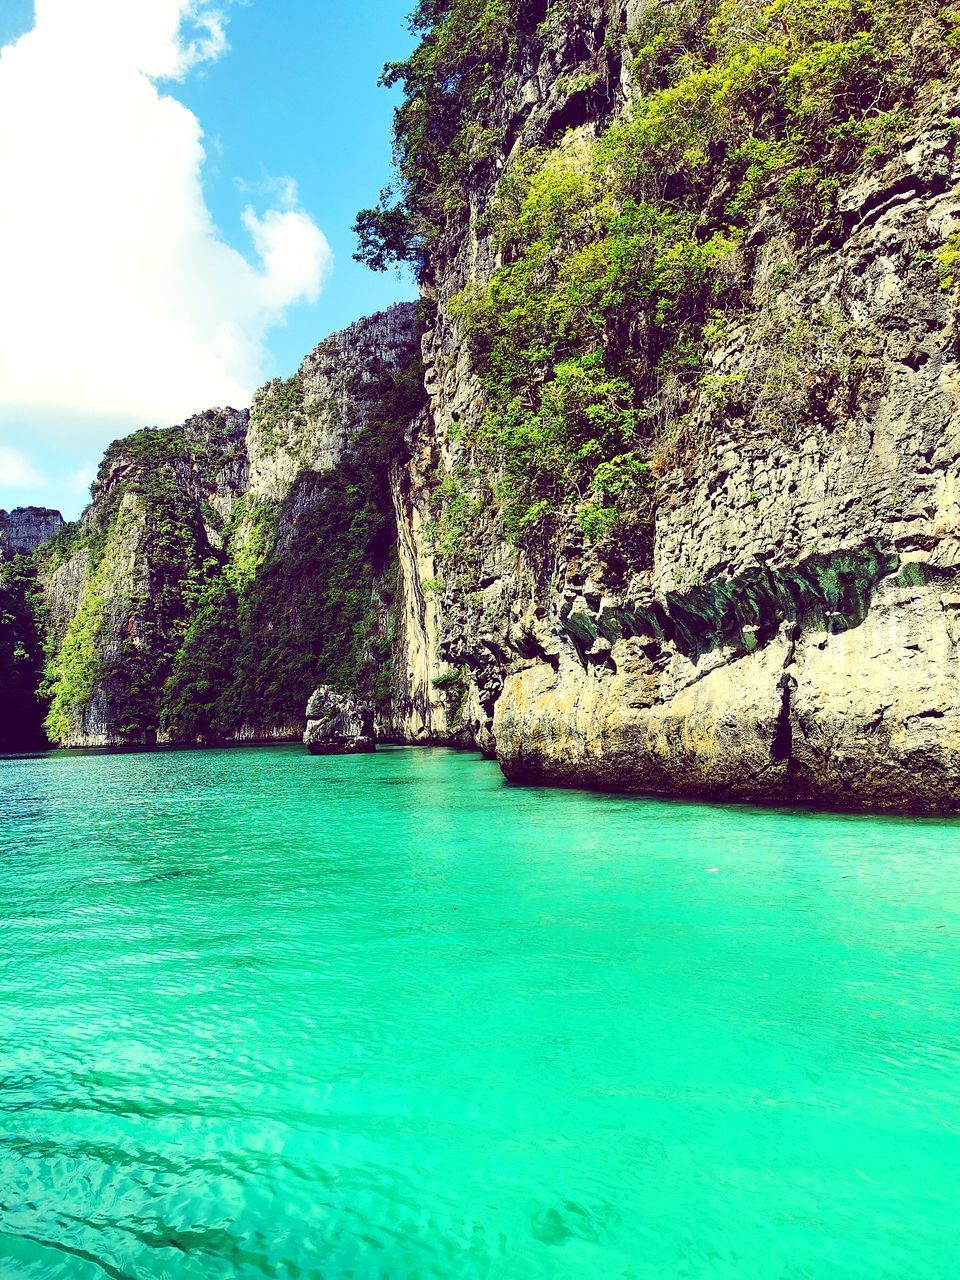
left=841, top=170, right=953, bottom=243
left=772, top=628, right=799, bottom=765
left=902, top=349, right=931, bottom=370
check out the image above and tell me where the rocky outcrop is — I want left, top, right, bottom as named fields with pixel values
left=28, top=306, right=425, bottom=750
left=381, top=430, right=472, bottom=747
left=419, top=108, right=960, bottom=810
left=304, top=686, right=375, bottom=754
left=36, top=408, right=251, bottom=748
left=367, top=0, right=960, bottom=813
left=0, top=507, right=64, bottom=560
left=248, top=306, right=424, bottom=501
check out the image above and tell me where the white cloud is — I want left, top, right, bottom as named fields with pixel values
left=0, top=447, right=45, bottom=489
left=235, top=174, right=300, bottom=210
left=0, top=0, right=332, bottom=430
left=243, top=203, right=330, bottom=311
left=68, top=463, right=99, bottom=495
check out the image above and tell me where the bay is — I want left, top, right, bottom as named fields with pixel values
left=0, top=745, right=958, bottom=1278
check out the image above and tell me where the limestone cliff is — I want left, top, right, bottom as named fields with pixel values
left=38, top=408, right=250, bottom=747
left=0, top=507, right=65, bottom=560
left=29, top=307, right=430, bottom=749
left=357, top=0, right=960, bottom=812
left=7, top=0, right=960, bottom=814
left=413, top=105, right=960, bottom=810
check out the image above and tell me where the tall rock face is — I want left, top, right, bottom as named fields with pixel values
left=28, top=304, right=444, bottom=749
left=38, top=409, right=251, bottom=747
left=247, top=307, right=424, bottom=500
left=358, top=0, right=960, bottom=811
left=0, top=507, right=65, bottom=560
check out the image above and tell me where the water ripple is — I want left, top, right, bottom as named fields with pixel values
left=1, top=745, right=959, bottom=1278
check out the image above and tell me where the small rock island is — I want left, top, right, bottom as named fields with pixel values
left=303, top=686, right=375, bottom=755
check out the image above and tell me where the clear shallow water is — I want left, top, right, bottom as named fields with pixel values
left=0, top=745, right=958, bottom=1280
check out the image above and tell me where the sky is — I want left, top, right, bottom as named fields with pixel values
left=0, top=0, right=418, bottom=519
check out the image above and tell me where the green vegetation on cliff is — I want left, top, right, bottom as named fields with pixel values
left=30, top=340, right=425, bottom=747
left=251, top=373, right=308, bottom=458
left=162, top=358, right=422, bottom=739
left=361, top=0, right=956, bottom=549
left=157, top=574, right=242, bottom=741
left=355, top=0, right=533, bottom=273
left=233, top=371, right=414, bottom=720
left=41, top=421, right=231, bottom=743
left=0, top=557, right=49, bottom=749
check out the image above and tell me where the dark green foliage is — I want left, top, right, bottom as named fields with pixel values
left=95, top=436, right=214, bottom=739
left=563, top=542, right=900, bottom=660
left=355, top=0, right=589, bottom=274
left=354, top=197, right=424, bottom=274
left=148, top=355, right=427, bottom=740
left=430, top=666, right=468, bottom=726
left=431, top=670, right=463, bottom=688
left=252, top=374, right=307, bottom=456
left=43, top=416, right=241, bottom=743
left=41, top=517, right=99, bottom=575
left=0, top=557, right=49, bottom=749
left=160, top=575, right=242, bottom=740
left=38, top=351, right=424, bottom=746
left=365, top=0, right=955, bottom=550
left=221, top=360, right=425, bottom=726
left=229, top=467, right=392, bottom=723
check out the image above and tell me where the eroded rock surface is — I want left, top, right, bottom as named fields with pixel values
left=0, top=507, right=64, bottom=560
left=304, top=687, right=375, bottom=755
left=378, top=6, right=960, bottom=813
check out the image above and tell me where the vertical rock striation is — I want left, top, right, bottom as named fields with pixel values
left=0, top=507, right=64, bottom=560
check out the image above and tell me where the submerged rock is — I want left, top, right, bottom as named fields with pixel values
left=303, top=686, right=375, bottom=755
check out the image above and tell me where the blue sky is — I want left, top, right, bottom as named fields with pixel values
left=0, top=0, right=417, bottom=519
left=174, top=0, right=418, bottom=359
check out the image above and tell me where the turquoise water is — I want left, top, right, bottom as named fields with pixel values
left=0, top=745, right=958, bottom=1279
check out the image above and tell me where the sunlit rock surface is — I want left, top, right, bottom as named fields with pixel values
left=0, top=507, right=64, bottom=560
